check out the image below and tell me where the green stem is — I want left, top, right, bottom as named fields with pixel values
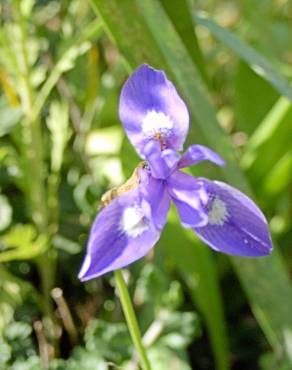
left=114, top=270, right=151, bottom=370
left=14, top=2, right=55, bottom=321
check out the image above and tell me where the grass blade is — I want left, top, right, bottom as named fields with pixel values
left=195, top=14, right=292, bottom=102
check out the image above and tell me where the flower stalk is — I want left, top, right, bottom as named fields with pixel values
left=114, top=269, right=151, bottom=370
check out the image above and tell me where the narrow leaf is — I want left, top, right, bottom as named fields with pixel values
left=195, top=14, right=292, bottom=102
left=160, top=0, right=209, bottom=85
left=160, top=218, right=230, bottom=370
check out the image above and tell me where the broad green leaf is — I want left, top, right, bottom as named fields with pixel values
left=91, top=0, right=292, bottom=365
left=234, top=61, right=278, bottom=135
left=195, top=14, right=292, bottom=102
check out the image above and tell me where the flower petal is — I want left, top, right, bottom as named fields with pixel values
left=78, top=188, right=161, bottom=281
left=193, top=179, right=273, bottom=256
left=178, top=145, right=224, bottom=168
left=139, top=168, right=171, bottom=229
left=144, top=141, right=180, bottom=179
left=119, top=64, right=189, bottom=157
left=167, top=171, right=208, bottom=228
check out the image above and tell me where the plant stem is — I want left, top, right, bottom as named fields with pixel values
left=114, top=270, right=151, bottom=370
left=14, top=2, right=55, bottom=321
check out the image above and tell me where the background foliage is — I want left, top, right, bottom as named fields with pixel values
left=0, top=0, right=292, bottom=369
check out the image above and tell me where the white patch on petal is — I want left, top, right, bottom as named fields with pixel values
left=208, top=197, right=228, bottom=225
left=121, top=205, right=149, bottom=238
left=142, top=110, right=173, bottom=141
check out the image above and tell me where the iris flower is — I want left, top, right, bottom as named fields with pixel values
left=79, top=64, right=272, bottom=281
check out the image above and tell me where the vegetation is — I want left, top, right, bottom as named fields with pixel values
left=0, top=0, right=291, bottom=369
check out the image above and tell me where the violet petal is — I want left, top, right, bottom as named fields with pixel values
left=78, top=187, right=160, bottom=281
left=193, top=179, right=273, bottom=256
left=144, top=141, right=180, bottom=179
left=167, top=171, right=208, bottom=228
left=119, top=64, right=189, bottom=157
left=178, top=144, right=225, bottom=169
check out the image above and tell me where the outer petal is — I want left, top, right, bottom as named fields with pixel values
left=178, top=145, right=225, bottom=169
left=144, top=141, right=180, bottom=179
left=193, top=179, right=273, bottom=257
left=119, top=64, right=189, bottom=156
left=167, top=171, right=208, bottom=228
left=78, top=187, right=161, bottom=281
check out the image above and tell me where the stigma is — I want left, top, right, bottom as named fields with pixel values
left=142, top=110, right=173, bottom=148
left=121, top=204, right=149, bottom=237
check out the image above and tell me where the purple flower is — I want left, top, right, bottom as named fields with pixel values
left=79, top=64, right=272, bottom=281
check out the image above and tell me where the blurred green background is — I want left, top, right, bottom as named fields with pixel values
left=0, top=0, right=292, bottom=369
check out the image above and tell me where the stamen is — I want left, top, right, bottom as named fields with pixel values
left=142, top=110, right=173, bottom=148
left=121, top=204, right=149, bottom=237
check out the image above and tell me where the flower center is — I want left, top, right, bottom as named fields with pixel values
left=142, top=110, right=173, bottom=148
left=121, top=204, right=149, bottom=237
left=208, top=196, right=228, bottom=225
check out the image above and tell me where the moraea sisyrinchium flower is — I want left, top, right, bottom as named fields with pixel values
left=79, top=64, right=273, bottom=281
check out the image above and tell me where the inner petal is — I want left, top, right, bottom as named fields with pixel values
left=142, top=110, right=173, bottom=148
left=121, top=204, right=149, bottom=238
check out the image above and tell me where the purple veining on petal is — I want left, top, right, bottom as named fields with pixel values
left=167, top=171, right=208, bottom=228
left=119, top=64, right=189, bottom=157
left=193, top=179, right=273, bottom=257
left=139, top=166, right=171, bottom=230
left=143, top=141, right=180, bottom=179
left=78, top=187, right=161, bottom=281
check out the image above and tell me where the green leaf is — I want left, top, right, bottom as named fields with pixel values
left=62, top=348, right=108, bottom=370
left=195, top=14, right=292, bottom=102
left=91, top=0, right=292, bottom=365
left=241, top=97, right=292, bottom=190
left=147, top=345, right=192, bottom=370
left=263, top=150, right=292, bottom=196
left=138, top=266, right=184, bottom=310
left=46, top=101, right=70, bottom=173
left=84, top=319, right=132, bottom=362
left=0, top=224, right=47, bottom=262
left=159, top=0, right=209, bottom=85
left=157, top=310, right=199, bottom=350
left=33, top=20, right=103, bottom=118
left=160, top=218, right=229, bottom=370
left=234, top=61, right=278, bottom=135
